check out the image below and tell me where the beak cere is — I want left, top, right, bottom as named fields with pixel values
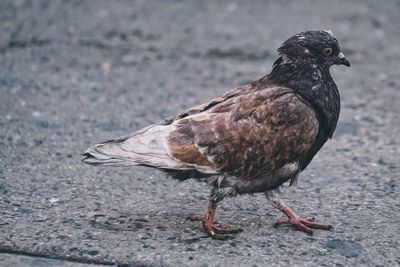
left=338, top=52, right=350, bottom=67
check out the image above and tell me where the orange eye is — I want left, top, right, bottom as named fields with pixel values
left=323, top=47, right=332, bottom=56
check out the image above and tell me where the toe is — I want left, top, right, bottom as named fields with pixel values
left=301, top=219, right=332, bottom=230
left=188, top=215, right=205, bottom=222
left=275, top=218, right=290, bottom=225
left=203, top=223, right=242, bottom=235
left=296, top=222, right=313, bottom=234
left=304, top=217, right=315, bottom=222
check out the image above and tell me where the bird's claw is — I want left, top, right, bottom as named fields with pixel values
left=204, top=222, right=243, bottom=237
left=187, top=215, right=205, bottom=222
left=274, top=216, right=332, bottom=234
left=188, top=214, right=242, bottom=238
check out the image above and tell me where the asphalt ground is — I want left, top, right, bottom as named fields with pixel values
left=0, top=0, right=399, bottom=266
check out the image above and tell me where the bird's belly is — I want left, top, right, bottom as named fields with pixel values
left=235, top=162, right=300, bottom=194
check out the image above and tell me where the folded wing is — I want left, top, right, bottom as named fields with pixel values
left=167, top=86, right=319, bottom=178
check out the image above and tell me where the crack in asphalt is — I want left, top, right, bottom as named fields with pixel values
left=0, top=248, right=139, bottom=267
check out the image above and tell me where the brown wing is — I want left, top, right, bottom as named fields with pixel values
left=162, top=75, right=275, bottom=124
left=160, top=82, right=255, bottom=125
left=167, top=86, right=319, bottom=178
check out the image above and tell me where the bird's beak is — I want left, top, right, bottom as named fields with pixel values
left=337, top=52, right=350, bottom=67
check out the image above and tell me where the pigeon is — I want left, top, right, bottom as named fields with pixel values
left=83, top=30, right=350, bottom=237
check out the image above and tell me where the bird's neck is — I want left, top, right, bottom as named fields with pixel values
left=269, top=57, right=341, bottom=139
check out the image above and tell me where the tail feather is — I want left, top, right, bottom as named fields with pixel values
left=82, top=124, right=184, bottom=169
left=82, top=152, right=137, bottom=167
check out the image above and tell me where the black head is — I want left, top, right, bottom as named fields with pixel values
left=277, top=30, right=350, bottom=68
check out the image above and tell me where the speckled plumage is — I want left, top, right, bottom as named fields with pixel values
left=83, top=30, right=350, bottom=236
left=167, top=85, right=318, bottom=191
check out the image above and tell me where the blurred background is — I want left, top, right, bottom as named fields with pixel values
left=0, top=1, right=399, bottom=266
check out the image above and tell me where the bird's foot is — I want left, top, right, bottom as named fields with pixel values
left=275, top=216, right=332, bottom=234
left=275, top=206, right=332, bottom=234
left=204, top=222, right=242, bottom=236
left=188, top=214, right=242, bottom=237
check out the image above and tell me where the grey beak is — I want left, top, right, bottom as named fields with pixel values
left=338, top=52, right=350, bottom=67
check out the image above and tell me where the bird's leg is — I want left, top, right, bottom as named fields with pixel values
left=188, top=200, right=242, bottom=237
left=202, top=200, right=243, bottom=236
left=265, top=190, right=332, bottom=234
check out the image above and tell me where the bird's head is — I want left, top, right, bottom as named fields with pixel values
left=277, top=30, right=350, bottom=68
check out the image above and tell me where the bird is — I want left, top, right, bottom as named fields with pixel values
left=83, top=30, right=350, bottom=237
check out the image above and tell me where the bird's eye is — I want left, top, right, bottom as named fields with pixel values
left=323, top=47, right=332, bottom=56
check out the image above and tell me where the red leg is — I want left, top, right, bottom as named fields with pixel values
left=265, top=190, right=332, bottom=234
left=188, top=200, right=242, bottom=237
left=275, top=206, right=332, bottom=234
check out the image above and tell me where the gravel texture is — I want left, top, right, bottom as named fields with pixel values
left=0, top=0, right=399, bottom=266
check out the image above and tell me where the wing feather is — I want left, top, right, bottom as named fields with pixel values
left=167, top=86, right=319, bottom=178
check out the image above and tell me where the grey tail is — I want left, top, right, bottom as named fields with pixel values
left=82, top=147, right=136, bottom=167
left=82, top=124, right=184, bottom=169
